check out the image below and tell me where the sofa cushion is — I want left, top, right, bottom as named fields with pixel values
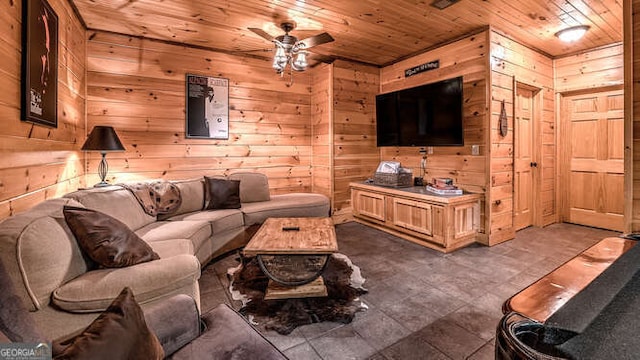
left=64, top=187, right=156, bottom=231
left=64, top=206, right=160, bottom=268
left=161, top=209, right=244, bottom=234
left=158, top=179, right=205, bottom=220
left=53, top=287, right=164, bottom=360
left=228, top=172, right=271, bottom=203
left=52, top=254, right=200, bottom=313
left=135, top=221, right=212, bottom=253
left=240, top=193, right=330, bottom=226
left=147, top=239, right=195, bottom=259
left=204, top=177, right=241, bottom=210
left=169, top=304, right=286, bottom=360
left=0, top=198, right=90, bottom=311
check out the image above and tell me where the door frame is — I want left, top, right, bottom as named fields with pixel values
left=558, top=85, right=625, bottom=224
left=513, top=81, right=544, bottom=228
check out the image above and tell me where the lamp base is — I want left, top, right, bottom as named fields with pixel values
left=94, top=152, right=110, bottom=188
left=93, top=181, right=111, bottom=188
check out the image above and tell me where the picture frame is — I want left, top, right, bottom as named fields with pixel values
left=21, top=0, right=58, bottom=128
left=185, top=74, right=229, bottom=139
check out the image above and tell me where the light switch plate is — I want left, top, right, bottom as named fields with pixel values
left=471, top=145, right=479, bottom=155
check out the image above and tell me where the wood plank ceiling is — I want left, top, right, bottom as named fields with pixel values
left=70, top=0, right=622, bottom=66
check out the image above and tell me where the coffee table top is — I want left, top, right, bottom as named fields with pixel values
left=243, top=217, right=338, bottom=257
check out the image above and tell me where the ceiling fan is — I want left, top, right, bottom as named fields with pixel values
left=248, top=21, right=335, bottom=74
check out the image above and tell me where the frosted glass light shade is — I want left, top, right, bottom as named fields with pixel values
left=555, top=25, right=590, bottom=42
left=292, top=52, right=308, bottom=70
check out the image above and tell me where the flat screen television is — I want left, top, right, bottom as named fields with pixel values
left=376, top=76, right=464, bottom=147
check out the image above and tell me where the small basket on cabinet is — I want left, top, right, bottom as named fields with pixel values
left=373, top=172, right=412, bottom=187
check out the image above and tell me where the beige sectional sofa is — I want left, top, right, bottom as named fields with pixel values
left=0, top=172, right=329, bottom=340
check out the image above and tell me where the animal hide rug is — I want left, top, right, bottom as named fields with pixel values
left=228, top=253, right=367, bottom=335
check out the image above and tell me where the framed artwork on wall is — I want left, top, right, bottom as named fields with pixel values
left=185, top=74, right=229, bottom=139
left=21, top=0, right=58, bottom=128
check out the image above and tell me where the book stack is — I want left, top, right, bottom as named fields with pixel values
left=426, top=177, right=463, bottom=195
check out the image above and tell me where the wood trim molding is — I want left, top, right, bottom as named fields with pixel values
left=623, top=0, right=634, bottom=232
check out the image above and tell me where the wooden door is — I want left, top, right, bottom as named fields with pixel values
left=562, top=89, right=624, bottom=231
left=514, top=86, right=535, bottom=230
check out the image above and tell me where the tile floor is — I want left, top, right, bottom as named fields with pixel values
left=200, top=222, right=619, bottom=360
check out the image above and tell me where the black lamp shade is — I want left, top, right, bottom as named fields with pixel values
left=81, top=126, right=125, bottom=152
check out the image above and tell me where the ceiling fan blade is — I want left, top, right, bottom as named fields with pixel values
left=298, top=32, right=334, bottom=48
left=306, top=53, right=335, bottom=69
left=248, top=28, right=275, bottom=42
left=308, top=53, right=335, bottom=64
left=231, top=48, right=273, bottom=54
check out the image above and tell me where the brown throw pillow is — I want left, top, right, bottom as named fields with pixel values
left=204, top=177, right=241, bottom=210
left=63, top=206, right=160, bottom=268
left=0, top=330, right=10, bottom=343
left=53, top=287, right=164, bottom=360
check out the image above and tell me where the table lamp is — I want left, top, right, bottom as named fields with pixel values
left=81, top=126, right=125, bottom=187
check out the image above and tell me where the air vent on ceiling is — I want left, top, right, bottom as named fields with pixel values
left=431, top=0, right=460, bottom=10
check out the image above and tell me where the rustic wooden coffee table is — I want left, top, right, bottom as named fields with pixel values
left=243, top=217, right=338, bottom=300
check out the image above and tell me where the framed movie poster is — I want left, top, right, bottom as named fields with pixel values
left=186, top=74, right=229, bottom=139
left=21, top=0, right=58, bottom=128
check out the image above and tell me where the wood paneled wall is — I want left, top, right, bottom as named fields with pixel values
left=380, top=31, right=489, bottom=239
left=554, top=43, right=623, bottom=93
left=489, top=30, right=555, bottom=244
left=86, top=31, right=313, bottom=193
left=0, top=2, right=627, bottom=241
left=310, top=60, right=379, bottom=223
left=310, top=64, right=332, bottom=201
left=332, top=60, right=380, bottom=221
left=0, top=0, right=86, bottom=220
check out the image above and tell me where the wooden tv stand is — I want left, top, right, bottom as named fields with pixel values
left=350, top=182, right=481, bottom=253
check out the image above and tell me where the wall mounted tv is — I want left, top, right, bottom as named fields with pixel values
left=376, top=76, right=464, bottom=147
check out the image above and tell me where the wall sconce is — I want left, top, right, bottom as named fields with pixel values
left=81, top=126, right=125, bottom=187
left=555, top=25, right=590, bottom=42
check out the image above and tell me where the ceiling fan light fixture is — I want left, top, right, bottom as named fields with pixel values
left=274, top=46, right=287, bottom=61
left=555, top=25, right=590, bottom=42
left=249, top=21, right=334, bottom=82
left=272, top=45, right=288, bottom=71
left=292, top=52, right=308, bottom=71
left=273, top=61, right=285, bottom=73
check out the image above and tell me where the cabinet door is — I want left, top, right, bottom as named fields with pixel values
left=431, top=205, right=445, bottom=243
left=353, top=190, right=386, bottom=222
left=454, top=202, right=479, bottom=239
left=391, top=198, right=432, bottom=236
